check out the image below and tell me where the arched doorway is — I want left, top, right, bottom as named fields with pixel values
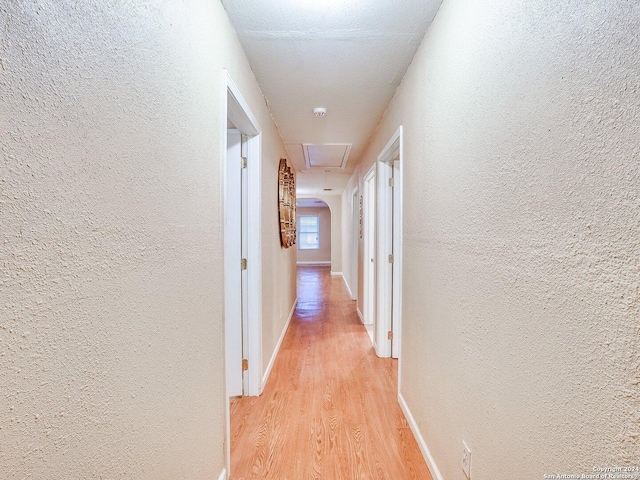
left=295, top=198, right=332, bottom=268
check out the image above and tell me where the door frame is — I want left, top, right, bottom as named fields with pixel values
left=351, top=189, right=359, bottom=301
left=375, top=126, right=403, bottom=359
left=363, top=166, right=376, bottom=341
left=223, top=70, right=263, bottom=475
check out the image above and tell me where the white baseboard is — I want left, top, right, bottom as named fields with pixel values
left=341, top=275, right=354, bottom=299
left=356, top=307, right=364, bottom=323
left=262, top=298, right=298, bottom=389
left=398, top=392, right=445, bottom=480
left=219, top=467, right=227, bottom=480
left=330, top=271, right=342, bottom=276
left=297, top=261, right=331, bottom=266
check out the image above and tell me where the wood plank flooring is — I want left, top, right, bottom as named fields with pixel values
left=229, top=266, right=432, bottom=480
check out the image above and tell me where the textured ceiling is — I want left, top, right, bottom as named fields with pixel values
left=221, top=0, right=442, bottom=194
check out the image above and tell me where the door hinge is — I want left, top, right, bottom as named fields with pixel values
left=388, top=254, right=394, bottom=264
left=241, top=157, right=247, bottom=169
left=241, top=258, right=247, bottom=270
left=242, top=359, right=248, bottom=371
left=388, top=177, right=394, bottom=188
left=388, top=331, right=393, bottom=340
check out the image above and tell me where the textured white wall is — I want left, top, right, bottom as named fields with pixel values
left=345, top=0, right=640, bottom=478
left=296, top=207, right=332, bottom=264
left=262, top=153, right=297, bottom=374
left=0, top=1, right=295, bottom=478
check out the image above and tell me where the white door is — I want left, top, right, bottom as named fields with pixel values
left=390, top=157, right=401, bottom=359
left=376, top=127, right=403, bottom=359
left=376, top=159, right=392, bottom=357
left=240, top=134, right=249, bottom=392
left=225, top=130, right=248, bottom=397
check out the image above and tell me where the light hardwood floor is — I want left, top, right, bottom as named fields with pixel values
left=230, top=266, right=432, bottom=480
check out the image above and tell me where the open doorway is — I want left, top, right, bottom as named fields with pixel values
left=351, top=189, right=359, bottom=301
left=223, top=70, right=263, bottom=475
left=376, top=126, right=403, bottom=359
left=295, top=198, right=331, bottom=268
left=363, top=166, right=376, bottom=345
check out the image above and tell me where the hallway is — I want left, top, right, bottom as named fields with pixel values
left=229, top=267, right=432, bottom=479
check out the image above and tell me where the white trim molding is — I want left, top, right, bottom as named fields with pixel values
left=398, top=393, right=445, bottom=480
left=330, top=271, right=343, bottom=276
left=375, top=125, right=403, bottom=359
left=342, top=276, right=354, bottom=299
left=356, top=307, right=364, bottom=324
left=262, top=298, right=298, bottom=391
left=219, top=467, right=227, bottom=480
left=297, top=261, right=331, bottom=266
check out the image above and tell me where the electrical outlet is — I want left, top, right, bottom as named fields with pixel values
left=462, top=441, right=472, bottom=479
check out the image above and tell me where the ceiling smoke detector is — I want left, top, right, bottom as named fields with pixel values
left=313, top=107, right=326, bottom=117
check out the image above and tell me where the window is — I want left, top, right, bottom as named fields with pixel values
left=298, top=215, right=320, bottom=250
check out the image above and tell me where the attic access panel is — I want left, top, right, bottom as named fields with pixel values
left=303, top=143, right=352, bottom=170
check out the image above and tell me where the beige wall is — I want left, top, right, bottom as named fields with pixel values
left=297, top=207, right=332, bottom=264
left=0, top=1, right=295, bottom=478
left=344, top=0, right=640, bottom=478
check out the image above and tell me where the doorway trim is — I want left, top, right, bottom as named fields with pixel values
left=223, top=70, right=263, bottom=475
left=362, top=166, right=376, bottom=346
left=375, top=126, right=403, bottom=359
left=351, top=189, right=359, bottom=301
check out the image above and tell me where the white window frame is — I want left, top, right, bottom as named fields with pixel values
left=298, top=215, right=320, bottom=250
